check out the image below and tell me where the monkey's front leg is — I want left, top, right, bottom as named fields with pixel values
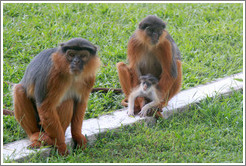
left=127, top=89, right=140, bottom=116
left=138, top=101, right=160, bottom=117
left=38, top=105, right=68, bottom=155
left=71, top=101, right=87, bottom=150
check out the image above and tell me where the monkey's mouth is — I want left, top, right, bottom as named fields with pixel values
left=151, top=38, right=159, bottom=45
left=152, top=40, right=159, bottom=45
left=150, top=32, right=159, bottom=45
left=70, top=67, right=82, bottom=75
left=143, top=84, right=148, bottom=91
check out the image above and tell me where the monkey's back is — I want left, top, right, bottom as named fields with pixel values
left=20, top=48, right=57, bottom=105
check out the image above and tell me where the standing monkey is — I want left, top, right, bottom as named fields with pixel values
left=117, top=15, right=182, bottom=117
left=13, top=38, right=101, bottom=155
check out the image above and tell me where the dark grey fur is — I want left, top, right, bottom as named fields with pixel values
left=165, top=33, right=181, bottom=79
left=165, top=33, right=181, bottom=60
left=20, top=38, right=97, bottom=107
left=20, top=48, right=56, bottom=106
left=139, top=15, right=166, bottom=30
left=140, top=74, right=159, bottom=87
left=60, top=38, right=97, bottom=55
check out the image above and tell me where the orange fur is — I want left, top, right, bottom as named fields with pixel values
left=14, top=84, right=40, bottom=137
left=38, top=53, right=100, bottom=154
left=14, top=48, right=100, bottom=156
left=26, top=83, right=35, bottom=97
left=117, top=26, right=182, bottom=116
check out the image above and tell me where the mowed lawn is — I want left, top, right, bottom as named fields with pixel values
left=2, top=2, right=244, bottom=163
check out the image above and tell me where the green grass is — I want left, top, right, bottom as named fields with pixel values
left=3, top=115, right=26, bottom=144
left=3, top=3, right=243, bottom=111
left=4, top=90, right=243, bottom=163
left=2, top=2, right=244, bottom=162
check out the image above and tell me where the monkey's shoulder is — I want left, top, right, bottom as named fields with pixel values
left=20, top=48, right=58, bottom=101
left=32, top=48, right=58, bottom=61
left=163, top=31, right=181, bottom=60
left=128, top=32, right=141, bottom=45
left=164, top=31, right=174, bottom=42
left=129, top=33, right=137, bottom=40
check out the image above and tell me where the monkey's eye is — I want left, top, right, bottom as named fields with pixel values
left=140, top=23, right=150, bottom=30
left=146, top=27, right=155, bottom=33
left=69, top=53, right=75, bottom=58
left=69, top=53, right=75, bottom=57
left=146, top=26, right=151, bottom=31
left=144, top=25, right=150, bottom=30
left=81, top=53, right=88, bottom=57
left=66, top=52, right=75, bottom=61
left=80, top=54, right=89, bottom=61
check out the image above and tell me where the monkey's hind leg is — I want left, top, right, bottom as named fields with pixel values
left=151, top=61, right=182, bottom=119
left=116, top=62, right=144, bottom=113
left=116, top=62, right=132, bottom=106
left=13, top=84, right=53, bottom=148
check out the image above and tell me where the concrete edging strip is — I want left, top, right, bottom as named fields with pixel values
left=2, top=72, right=244, bottom=162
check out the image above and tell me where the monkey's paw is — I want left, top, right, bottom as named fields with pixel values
left=28, top=141, right=42, bottom=149
left=29, top=132, right=54, bottom=149
left=73, top=133, right=87, bottom=150
left=57, top=143, right=70, bottom=156
left=138, top=110, right=147, bottom=117
left=127, top=109, right=135, bottom=117
left=121, top=98, right=128, bottom=107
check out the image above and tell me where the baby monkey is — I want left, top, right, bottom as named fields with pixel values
left=128, top=74, right=161, bottom=117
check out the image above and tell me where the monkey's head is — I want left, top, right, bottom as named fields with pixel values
left=140, top=74, right=159, bottom=91
left=59, top=38, right=98, bottom=75
left=139, top=15, right=166, bottom=45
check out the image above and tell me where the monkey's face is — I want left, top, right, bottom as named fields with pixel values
left=140, top=74, right=159, bottom=91
left=66, top=49, right=91, bottom=75
left=141, top=81, right=152, bottom=91
left=139, top=15, right=166, bottom=45
left=144, top=26, right=164, bottom=45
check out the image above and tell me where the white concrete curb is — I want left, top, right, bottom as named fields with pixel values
left=2, top=72, right=244, bottom=162
left=161, top=72, right=244, bottom=119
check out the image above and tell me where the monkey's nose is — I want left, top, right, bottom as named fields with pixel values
left=151, top=33, right=159, bottom=44
left=153, top=32, right=158, bottom=39
left=73, top=58, right=80, bottom=65
left=152, top=32, right=158, bottom=38
left=143, top=84, right=147, bottom=90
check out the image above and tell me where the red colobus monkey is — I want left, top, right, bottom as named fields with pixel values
left=13, top=38, right=100, bottom=155
left=117, top=15, right=182, bottom=117
left=128, top=74, right=161, bottom=117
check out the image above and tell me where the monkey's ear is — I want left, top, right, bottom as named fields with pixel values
left=93, top=45, right=98, bottom=52
left=88, top=45, right=98, bottom=55
left=94, top=45, right=100, bottom=52
left=59, top=42, right=67, bottom=53
left=163, top=21, right=167, bottom=29
left=139, top=22, right=149, bottom=30
left=59, top=43, right=67, bottom=53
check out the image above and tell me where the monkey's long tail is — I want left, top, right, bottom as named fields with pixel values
left=3, top=109, right=14, bottom=116
left=91, top=88, right=122, bottom=94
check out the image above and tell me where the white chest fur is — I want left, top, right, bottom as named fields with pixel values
left=59, top=77, right=84, bottom=104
